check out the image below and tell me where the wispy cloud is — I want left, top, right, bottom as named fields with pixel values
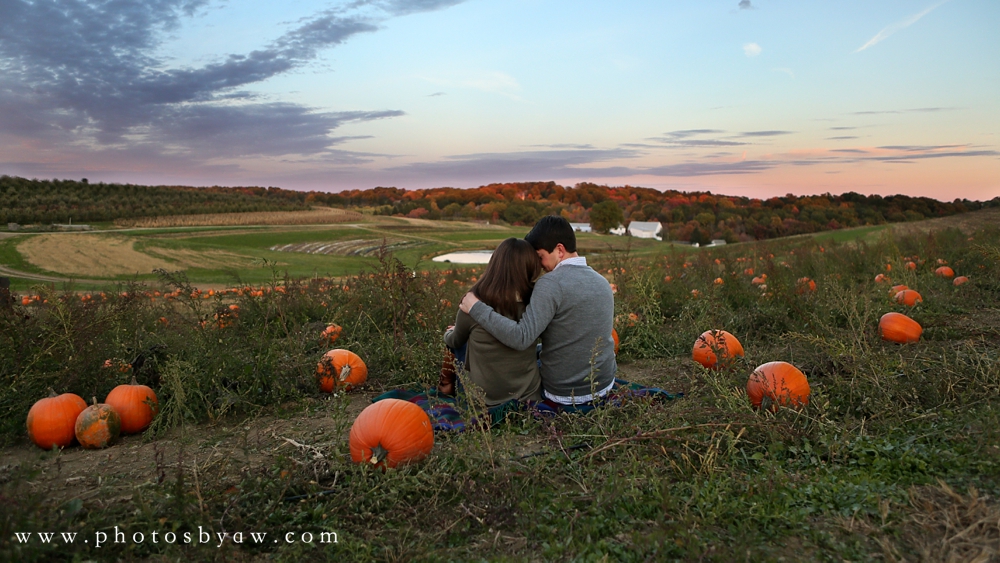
left=772, top=67, right=795, bottom=78
left=743, top=42, right=762, bottom=57
left=852, top=107, right=959, bottom=115
left=646, top=130, right=748, bottom=148
left=738, top=130, right=794, bottom=137
left=738, top=0, right=754, bottom=10
left=854, top=0, right=951, bottom=53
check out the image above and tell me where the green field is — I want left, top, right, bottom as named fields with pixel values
left=1, top=217, right=889, bottom=295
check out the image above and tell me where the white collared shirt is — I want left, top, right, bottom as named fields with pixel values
left=554, top=256, right=587, bottom=270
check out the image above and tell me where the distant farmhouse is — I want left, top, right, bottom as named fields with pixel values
left=569, top=223, right=592, bottom=233
left=609, top=224, right=626, bottom=236
left=627, top=221, right=662, bottom=241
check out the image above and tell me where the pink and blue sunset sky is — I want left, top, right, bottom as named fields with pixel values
left=1, top=0, right=997, bottom=200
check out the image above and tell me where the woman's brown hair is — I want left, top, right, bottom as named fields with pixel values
left=470, top=238, right=541, bottom=320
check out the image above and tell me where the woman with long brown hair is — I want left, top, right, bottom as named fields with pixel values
left=442, top=237, right=542, bottom=405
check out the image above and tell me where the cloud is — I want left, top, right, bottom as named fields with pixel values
left=644, top=130, right=749, bottom=148
left=827, top=136, right=859, bottom=140
left=851, top=107, right=958, bottom=116
left=772, top=67, right=795, bottom=78
left=743, top=43, right=762, bottom=57
left=738, top=0, right=754, bottom=10
left=738, top=130, right=794, bottom=137
left=427, top=92, right=446, bottom=97
left=830, top=126, right=856, bottom=130
left=854, top=0, right=951, bottom=53
left=0, top=0, right=466, bottom=162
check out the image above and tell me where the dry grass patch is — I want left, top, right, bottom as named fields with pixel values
left=18, top=234, right=255, bottom=277
left=114, top=207, right=363, bottom=228
left=19, top=234, right=176, bottom=277
left=845, top=480, right=1000, bottom=562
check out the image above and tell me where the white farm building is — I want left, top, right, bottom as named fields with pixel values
left=569, top=223, right=592, bottom=233
left=627, top=221, right=663, bottom=241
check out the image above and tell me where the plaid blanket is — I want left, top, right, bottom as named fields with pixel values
left=371, top=378, right=681, bottom=432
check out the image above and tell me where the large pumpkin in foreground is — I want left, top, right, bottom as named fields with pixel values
left=317, top=349, right=368, bottom=392
left=879, top=312, right=922, bottom=344
left=747, top=362, right=810, bottom=411
left=350, top=399, right=434, bottom=468
left=611, top=328, right=619, bottom=355
left=74, top=398, right=121, bottom=449
left=104, top=377, right=159, bottom=434
left=26, top=390, right=87, bottom=450
left=692, top=330, right=744, bottom=369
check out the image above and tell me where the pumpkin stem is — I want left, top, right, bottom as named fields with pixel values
left=92, top=396, right=97, bottom=406
left=130, top=376, right=139, bottom=385
left=369, top=444, right=389, bottom=465
left=338, top=364, right=352, bottom=383
left=47, top=388, right=57, bottom=398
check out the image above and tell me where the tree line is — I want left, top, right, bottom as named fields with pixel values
left=0, top=177, right=308, bottom=224
left=3, top=176, right=995, bottom=244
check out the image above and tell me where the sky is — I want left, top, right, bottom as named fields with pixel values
left=1, top=0, right=998, bottom=200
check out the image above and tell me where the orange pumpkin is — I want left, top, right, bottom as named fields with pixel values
left=746, top=362, right=810, bottom=411
left=26, top=390, right=87, bottom=450
left=751, top=276, right=766, bottom=286
left=890, top=284, right=908, bottom=296
left=935, top=266, right=955, bottom=278
left=874, top=273, right=890, bottom=284
left=894, top=289, right=923, bottom=307
left=75, top=398, right=121, bottom=449
left=879, top=312, right=922, bottom=344
left=320, top=324, right=342, bottom=345
left=953, top=276, right=969, bottom=286
left=796, top=277, right=817, bottom=293
left=713, top=277, right=724, bottom=285
left=692, top=330, right=744, bottom=369
left=104, top=377, right=159, bottom=434
left=349, top=399, right=433, bottom=468
left=611, top=328, right=620, bottom=355
left=317, top=349, right=368, bottom=392
left=905, top=261, right=917, bottom=270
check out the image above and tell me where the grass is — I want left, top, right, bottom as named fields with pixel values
left=1, top=220, right=999, bottom=561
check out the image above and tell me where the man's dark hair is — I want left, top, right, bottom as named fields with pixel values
left=525, top=216, right=576, bottom=253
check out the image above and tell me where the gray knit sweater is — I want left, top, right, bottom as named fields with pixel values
left=468, top=263, right=616, bottom=398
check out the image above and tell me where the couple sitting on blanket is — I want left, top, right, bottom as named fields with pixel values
left=441, top=216, right=617, bottom=408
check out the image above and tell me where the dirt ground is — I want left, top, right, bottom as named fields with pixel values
left=2, top=392, right=374, bottom=508
left=1, top=359, right=686, bottom=509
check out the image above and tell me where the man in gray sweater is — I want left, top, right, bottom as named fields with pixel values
left=459, top=216, right=617, bottom=405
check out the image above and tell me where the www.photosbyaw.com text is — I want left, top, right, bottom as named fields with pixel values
left=14, top=526, right=338, bottom=548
